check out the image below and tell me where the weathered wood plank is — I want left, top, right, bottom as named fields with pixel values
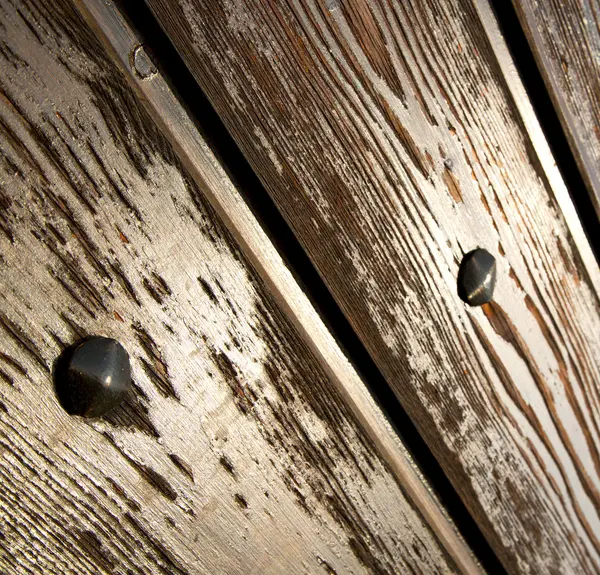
left=513, top=0, right=600, bottom=218
left=143, top=0, right=600, bottom=572
left=0, top=0, right=475, bottom=573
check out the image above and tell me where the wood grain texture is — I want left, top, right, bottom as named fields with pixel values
left=513, top=0, right=600, bottom=218
left=0, top=0, right=468, bottom=573
left=73, top=7, right=481, bottom=573
left=144, top=0, right=600, bottom=572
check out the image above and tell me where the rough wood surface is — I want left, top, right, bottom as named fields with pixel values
left=0, top=1, right=470, bottom=573
left=513, top=0, right=600, bottom=218
left=144, top=0, right=600, bottom=572
left=73, top=8, right=482, bottom=573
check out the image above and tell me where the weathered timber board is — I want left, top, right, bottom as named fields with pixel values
left=513, top=0, right=600, bottom=218
left=144, top=0, right=600, bottom=572
left=0, top=0, right=467, bottom=573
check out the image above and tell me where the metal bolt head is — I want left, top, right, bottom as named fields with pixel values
left=131, top=44, right=157, bottom=79
left=457, top=248, right=497, bottom=306
left=54, top=337, right=132, bottom=418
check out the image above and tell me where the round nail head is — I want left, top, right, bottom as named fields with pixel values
left=458, top=248, right=497, bottom=306
left=54, top=337, right=131, bottom=418
left=132, top=45, right=157, bottom=79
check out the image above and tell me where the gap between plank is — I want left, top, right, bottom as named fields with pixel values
left=485, top=0, right=600, bottom=261
left=104, top=0, right=507, bottom=572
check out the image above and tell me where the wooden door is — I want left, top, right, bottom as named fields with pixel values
left=1, top=0, right=599, bottom=573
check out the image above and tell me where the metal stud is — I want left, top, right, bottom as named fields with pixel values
left=131, top=44, right=157, bottom=79
left=54, top=336, right=132, bottom=418
left=457, top=248, right=497, bottom=306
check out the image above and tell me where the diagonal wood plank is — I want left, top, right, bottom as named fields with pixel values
left=143, top=0, right=600, bottom=572
left=513, top=0, right=600, bottom=219
left=0, top=0, right=477, bottom=573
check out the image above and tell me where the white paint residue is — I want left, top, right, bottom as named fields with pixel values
left=287, top=0, right=600, bottom=569
left=0, top=5, right=469, bottom=573
left=253, top=126, right=283, bottom=175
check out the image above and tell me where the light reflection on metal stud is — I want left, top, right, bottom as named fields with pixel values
left=458, top=248, right=497, bottom=306
left=54, top=336, right=132, bottom=418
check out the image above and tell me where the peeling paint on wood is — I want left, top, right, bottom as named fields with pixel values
left=0, top=0, right=474, bottom=573
left=144, top=0, right=600, bottom=572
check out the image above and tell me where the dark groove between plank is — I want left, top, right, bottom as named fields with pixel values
left=0, top=0, right=465, bottom=570
left=491, top=0, right=599, bottom=259
left=118, top=1, right=506, bottom=571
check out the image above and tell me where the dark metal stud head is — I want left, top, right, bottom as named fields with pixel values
left=54, top=337, right=131, bottom=418
left=457, top=248, right=497, bottom=306
left=131, top=44, right=157, bottom=79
